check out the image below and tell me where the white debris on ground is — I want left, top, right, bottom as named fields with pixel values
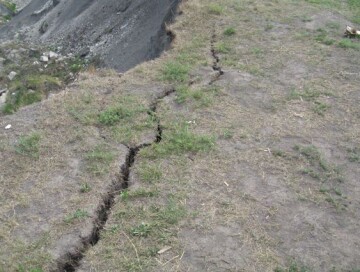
left=345, top=25, right=360, bottom=37
left=0, top=89, right=7, bottom=104
left=7, top=71, right=17, bottom=80
left=40, top=55, right=49, bottom=62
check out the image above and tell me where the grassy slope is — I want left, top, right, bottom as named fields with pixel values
left=1, top=0, right=360, bottom=271
left=80, top=0, right=360, bottom=271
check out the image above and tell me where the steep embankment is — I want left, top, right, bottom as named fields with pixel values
left=0, top=0, right=179, bottom=71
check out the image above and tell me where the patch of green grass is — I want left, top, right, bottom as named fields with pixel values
left=3, top=1, right=16, bottom=13
left=137, top=163, right=162, bottom=183
left=275, top=261, right=311, bottom=272
left=131, top=222, right=151, bottom=237
left=301, top=168, right=321, bottom=180
left=120, top=190, right=129, bottom=201
left=67, top=106, right=97, bottom=126
left=98, top=107, right=128, bottom=125
left=223, top=27, right=236, bottom=36
left=295, top=145, right=335, bottom=174
left=15, top=132, right=41, bottom=158
left=347, top=147, right=360, bottom=162
left=85, top=145, right=115, bottom=175
left=288, top=87, right=331, bottom=116
left=3, top=89, right=43, bottom=114
left=162, top=61, right=189, bottom=83
left=288, top=87, right=322, bottom=101
left=338, top=39, right=360, bottom=50
left=3, top=14, right=11, bottom=21
left=312, top=101, right=330, bottom=116
left=140, top=124, right=215, bottom=158
left=207, top=3, right=224, bottom=15
left=221, top=128, right=235, bottom=140
left=64, top=209, right=89, bottom=224
left=25, top=74, right=62, bottom=91
left=251, top=47, right=263, bottom=55
left=214, top=42, right=231, bottom=54
left=304, top=0, right=340, bottom=9
left=272, top=149, right=287, bottom=158
left=294, top=144, right=346, bottom=206
left=98, top=98, right=145, bottom=126
left=17, top=265, right=43, bottom=272
left=175, top=85, right=219, bottom=106
left=0, top=49, right=86, bottom=114
left=128, top=189, right=158, bottom=199
left=2, top=102, right=16, bottom=114
left=348, top=0, right=360, bottom=24
left=294, top=145, right=322, bottom=164
left=80, top=183, right=92, bottom=193
left=2, top=74, right=60, bottom=113
left=315, top=29, right=335, bottom=45
left=154, top=199, right=186, bottom=225
left=7, top=234, right=51, bottom=272
left=69, top=57, right=85, bottom=73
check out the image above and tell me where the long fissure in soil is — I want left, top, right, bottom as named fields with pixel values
left=57, top=90, right=175, bottom=272
left=210, top=31, right=224, bottom=76
left=58, top=23, right=221, bottom=271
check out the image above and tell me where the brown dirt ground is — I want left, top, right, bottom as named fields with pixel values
left=1, top=0, right=360, bottom=271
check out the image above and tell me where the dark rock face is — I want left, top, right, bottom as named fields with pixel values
left=0, top=0, right=180, bottom=71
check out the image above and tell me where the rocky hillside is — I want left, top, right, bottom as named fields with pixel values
left=0, top=0, right=180, bottom=71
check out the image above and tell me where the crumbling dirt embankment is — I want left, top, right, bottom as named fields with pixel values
left=0, top=0, right=180, bottom=71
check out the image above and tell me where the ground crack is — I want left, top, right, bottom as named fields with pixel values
left=57, top=88, right=176, bottom=272
left=209, top=28, right=224, bottom=84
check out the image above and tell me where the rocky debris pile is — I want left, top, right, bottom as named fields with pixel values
left=0, top=42, right=85, bottom=113
left=0, top=0, right=180, bottom=71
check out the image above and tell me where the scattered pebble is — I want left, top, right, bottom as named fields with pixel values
left=157, top=246, right=172, bottom=254
left=8, top=71, right=17, bottom=81
left=5, top=124, right=11, bottom=130
left=49, top=51, right=59, bottom=59
left=40, top=55, right=49, bottom=62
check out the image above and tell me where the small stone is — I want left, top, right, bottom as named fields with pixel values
left=40, top=56, right=48, bottom=62
left=157, top=246, right=172, bottom=254
left=5, top=124, right=11, bottom=130
left=8, top=71, right=17, bottom=81
left=49, top=51, right=58, bottom=59
left=0, top=89, right=7, bottom=104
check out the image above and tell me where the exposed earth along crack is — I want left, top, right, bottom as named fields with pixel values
left=57, top=88, right=176, bottom=272
left=209, top=29, right=224, bottom=84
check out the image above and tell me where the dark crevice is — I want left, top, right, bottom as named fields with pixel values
left=210, top=30, right=224, bottom=84
left=149, top=88, right=176, bottom=143
left=56, top=88, right=176, bottom=272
